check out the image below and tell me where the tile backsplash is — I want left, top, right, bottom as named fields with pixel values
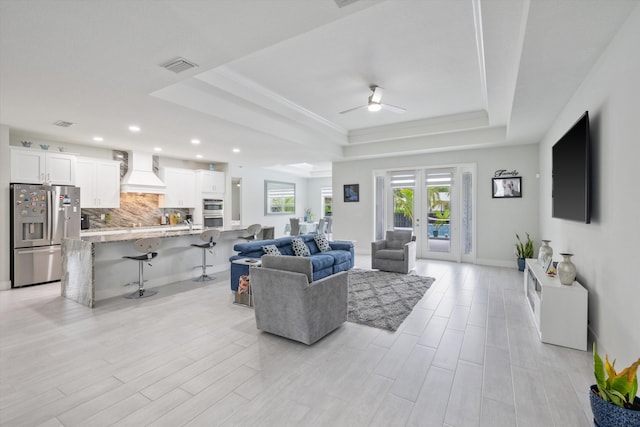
left=82, top=193, right=190, bottom=229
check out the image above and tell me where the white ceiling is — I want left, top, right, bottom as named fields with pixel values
left=0, top=0, right=637, bottom=177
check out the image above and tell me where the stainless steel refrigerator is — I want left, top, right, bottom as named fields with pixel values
left=10, top=183, right=81, bottom=287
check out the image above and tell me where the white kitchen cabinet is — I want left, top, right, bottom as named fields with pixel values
left=160, top=167, right=196, bottom=208
left=76, top=157, right=121, bottom=208
left=10, top=147, right=76, bottom=185
left=196, top=170, right=225, bottom=197
left=524, top=259, right=588, bottom=351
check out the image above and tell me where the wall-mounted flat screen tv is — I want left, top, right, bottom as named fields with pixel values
left=552, top=111, right=591, bottom=223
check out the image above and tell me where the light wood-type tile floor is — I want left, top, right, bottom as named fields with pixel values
left=0, top=256, right=594, bottom=426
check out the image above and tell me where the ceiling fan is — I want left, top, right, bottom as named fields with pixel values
left=339, top=85, right=407, bottom=114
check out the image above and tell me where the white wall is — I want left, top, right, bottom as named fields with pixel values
left=332, top=143, right=540, bottom=265
left=539, top=4, right=640, bottom=366
left=228, top=164, right=313, bottom=238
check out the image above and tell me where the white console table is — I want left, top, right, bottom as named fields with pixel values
left=523, top=258, right=588, bottom=351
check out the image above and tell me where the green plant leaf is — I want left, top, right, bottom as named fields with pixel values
left=608, top=389, right=626, bottom=407
left=594, top=344, right=607, bottom=392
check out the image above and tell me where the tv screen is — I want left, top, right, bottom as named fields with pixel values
left=552, top=111, right=591, bottom=223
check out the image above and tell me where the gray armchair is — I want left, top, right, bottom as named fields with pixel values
left=250, top=255, right=348, bottom=345
left=371, top=230, right=416, bottom=274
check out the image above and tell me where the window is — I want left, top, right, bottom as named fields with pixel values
left=321, top=186, right=332, bottom=216
left=264, top=180, right=296, bottom=215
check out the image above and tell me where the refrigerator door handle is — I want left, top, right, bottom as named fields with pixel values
left=47, top=189, right=54, bottom=243
left=15, top=246, right=60, bottom=254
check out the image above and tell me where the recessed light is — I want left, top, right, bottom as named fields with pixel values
left=232, top=148, right=240, bottom=153
left=191, top=139, right=201, bottom=145
left=196, top=154, right=203, bottom=159
left=153, top=147, right=162, bottom=152
left=128, top=125, right=141, bottom=132
left=93, top=136, right=104, bottom=142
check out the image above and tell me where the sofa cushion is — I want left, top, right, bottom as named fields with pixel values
left=291, top=237, right=311, bottom=257
left=375, top=248, right=405, bottom=261
left=309, top=254, right=335, bottom=271
left=322, top=249, right=351, bottom=266
left=262, top=244, right=281, bottom=255
left=314, top=234, right=332, bottom=252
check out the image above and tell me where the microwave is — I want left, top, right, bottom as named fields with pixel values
left=203, top=199, right=223, bottom=212
left=204, top=215, right=223, bottom=228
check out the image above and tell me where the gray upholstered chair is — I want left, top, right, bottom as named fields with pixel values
left=250, top=255, right=348, bottom=345
left=315, top=218, right=327, bottom=235
left=371, top=230, right=417, bottom=274
left=289, top=217, right=300, bottom=236
left=324, top=217, right=333, bottom=240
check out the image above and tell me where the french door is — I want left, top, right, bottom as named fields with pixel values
left=376, top=164, right=475, bottom=263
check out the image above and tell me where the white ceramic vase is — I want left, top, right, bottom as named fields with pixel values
left=537, top=240, right=553, bottom=267
left=558, top=253, right=577, bottom=285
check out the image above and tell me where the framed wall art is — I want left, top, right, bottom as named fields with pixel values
left=492, top=177, right=522, bottom=198
left=343, top=184, right=359, bottom=202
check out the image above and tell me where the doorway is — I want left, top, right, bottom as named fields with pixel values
left=376, top=164, right=475, bottom=263
left=231, top=177, right=242, bottom=225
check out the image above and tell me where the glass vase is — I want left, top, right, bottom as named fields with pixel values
left=537, top=240, right=553, bottom=267
left=557, top=253, right=577, bottom=285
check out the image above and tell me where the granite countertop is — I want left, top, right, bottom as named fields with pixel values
left=80, top=228, right=206, bottom=243
left=79, top=225, right=252, bottom=244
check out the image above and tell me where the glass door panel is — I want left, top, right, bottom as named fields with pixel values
left=422, top=169, right=458, bottom=260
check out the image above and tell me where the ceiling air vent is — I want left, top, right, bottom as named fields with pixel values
left=161, top=57, right=198, bottom=74
left=53, top=120, right=74, bottom=127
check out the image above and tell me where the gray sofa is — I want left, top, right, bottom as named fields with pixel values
left=371, top=230, right=416, bottom=274
left=250, top=255, right=348, bottom=345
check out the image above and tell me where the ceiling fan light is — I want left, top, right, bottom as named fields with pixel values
left=368, top=102, right=382, bottom=112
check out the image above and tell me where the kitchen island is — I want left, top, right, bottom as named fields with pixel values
left=61, top=225, right=251, bottom=307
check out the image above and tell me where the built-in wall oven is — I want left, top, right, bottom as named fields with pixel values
left=203, top=198, right=223, bottom=228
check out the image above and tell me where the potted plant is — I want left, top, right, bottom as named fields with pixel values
left=432, top=208, right=450, bottom=238
left=591, top=343, right=640, bottom=426
left=514, top=232, right=533, bottom=271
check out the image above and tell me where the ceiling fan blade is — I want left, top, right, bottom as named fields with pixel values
left=370, top=86, right=384, bottom=103
left=381, top=103, right=406, bottom=113
left=339, top=105, right=367, bottom=114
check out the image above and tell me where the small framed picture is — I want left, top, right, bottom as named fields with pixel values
left=344, top=184, right=360, bottom=202
left=492, top=177, right=522, bottom=198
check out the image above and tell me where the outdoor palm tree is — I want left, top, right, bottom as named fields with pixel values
left=394, top=188, right=414, bottom=222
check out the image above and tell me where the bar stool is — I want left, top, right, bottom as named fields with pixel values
left=123, top=237, right=161, bottom=299
left=191, top=229, right=220, bottom=281
left=239, top=224, right=262, bottom=241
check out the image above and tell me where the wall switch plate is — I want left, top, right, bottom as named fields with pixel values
left=100, top=214, right=105, bottom=220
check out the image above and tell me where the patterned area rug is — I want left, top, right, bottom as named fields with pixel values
left=347, top=269, right=435, bottom=331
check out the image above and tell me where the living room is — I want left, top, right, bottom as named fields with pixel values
left=1, top=1, right=640, bottom=425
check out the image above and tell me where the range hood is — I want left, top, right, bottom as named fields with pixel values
left=120, top=151, right=166, bottom=194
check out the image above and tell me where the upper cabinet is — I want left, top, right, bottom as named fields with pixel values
left=160, top=167, right=196, bottom=208
left=76, top=157, right=121, bottom=208
left=196, top=170, right=225, bottom=197
left=11, top=148, right=76, bottom=186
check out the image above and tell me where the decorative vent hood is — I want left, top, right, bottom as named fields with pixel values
left=120, top=151, right=166, bottom=194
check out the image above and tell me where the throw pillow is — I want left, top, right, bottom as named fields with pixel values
left=291, top=237, right=311, bottom=257
left=262, top=244, right=281, bottom=255
left=314, top=234, right=332, bottom=252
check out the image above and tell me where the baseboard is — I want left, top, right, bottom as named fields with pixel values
left=0, top=280, right=11, bottom=291
left=475, top=258, right=517, bottom=269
